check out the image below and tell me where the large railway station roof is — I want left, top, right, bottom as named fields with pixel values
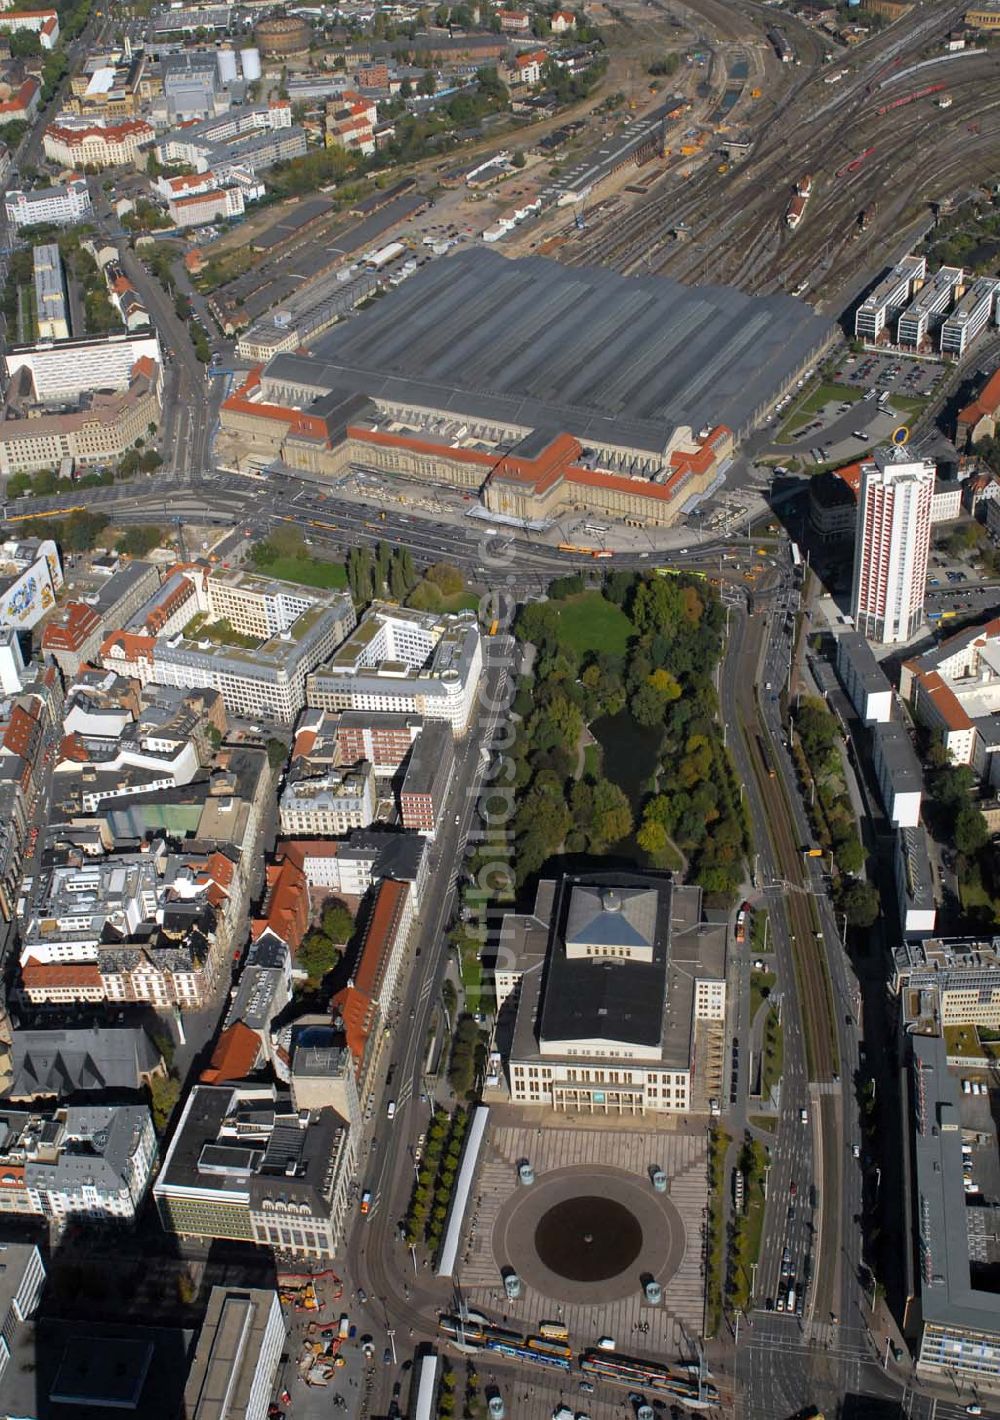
left=278, top=248, right=833, bottom=453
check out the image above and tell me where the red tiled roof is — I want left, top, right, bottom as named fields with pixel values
left=833, top=461, right=862, bottom=497
left=917, top=669, right=974, bottom=733
left=0, top=79, right=39, bottom=115
left=46, top=118, right=151, bottom=145
left=99, top=630, right=155, bottom=662
left=958, top=367, right=1000, bottom=428
left=354, top=878, right=408, bottom=997
left=200, top=1021, right=261, bottom=1084
left=21, top=963, right=103, bottom=988
left=42, top=602, right=100, bottom=653
left=330, top=982, right=376, bottom=1067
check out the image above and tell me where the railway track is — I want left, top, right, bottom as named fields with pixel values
left=734, top=614, right=837, bottom=1084
left=559, top=0, right=986, bottom=294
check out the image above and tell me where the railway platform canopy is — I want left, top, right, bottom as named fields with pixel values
left=294, top=248, right=833, bottom=451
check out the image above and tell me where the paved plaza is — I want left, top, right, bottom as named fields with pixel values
left=460, top=1122, right=709, bottom=1359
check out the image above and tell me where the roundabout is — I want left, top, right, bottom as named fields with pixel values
left=492, top=1165, right=687, bottom=1306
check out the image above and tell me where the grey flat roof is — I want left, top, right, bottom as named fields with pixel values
left=400, top=721, right=453, bottom=797
left=837, top=631, right=891, bottom=696
left=874, top=720, right=923, bottom=794
left=0, top=1241, right=42, bottom=1319
left=288, top=248, right=832, bottom=450
left=912, top=1032, right=1000, bottom=1335
left=897, top=826, right=935, bottom=913
left=539, top=874, right=672, bottom=1048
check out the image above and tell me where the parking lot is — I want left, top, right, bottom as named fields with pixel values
left=830, top=349, right=942, bottom=400
left=761, top=343, right=950, bottom=470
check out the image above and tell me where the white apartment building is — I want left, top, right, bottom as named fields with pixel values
left=169, top=184, right=245, bottom=228
left=0, top=9, right=59, bottom=47
left=307, top=604, right=483, bottom=736
left=836, top=631, right=893, bottom=724
left=850, top=449, right=935, bottom=644
left=872, top=720, right=923, bottom=829
left=5, top=177, right=90, bottom=231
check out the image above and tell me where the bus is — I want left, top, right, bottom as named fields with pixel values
left=538, top=1323, right=570, bottom=1341
left=525, top=1338, right=572, bottom=1358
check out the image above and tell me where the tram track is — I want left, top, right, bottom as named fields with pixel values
left=733, top=614, right=837, bottom=1083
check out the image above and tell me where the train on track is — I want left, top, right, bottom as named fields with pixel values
left=580, top=1351, right=718, bottom=1409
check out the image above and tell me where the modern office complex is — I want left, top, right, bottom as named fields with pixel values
left=32, top=243, right=69, bottom=342
left=940, top=276, right=1000, bottom=357
left=854, top=254, right=927, bottom=341
left=183, top=1286, right=286, bottom=1420
left=850, top=448, right=935, bottom=644
left=4, top=331, right=161, bottom=402
left=897, top=266, right=963, bottom=349
left=102, top=579, right=357, bottom=722
left=306, top=603, right=483, bottom=735
left=501, top=873, right=726, bottom=1116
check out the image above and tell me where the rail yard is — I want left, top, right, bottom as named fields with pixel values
left=545, top=0, right=1000, bottom=310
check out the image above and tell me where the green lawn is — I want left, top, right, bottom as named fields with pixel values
left=583, top=741, right=603, bottom=778
left=460, top=941, right=483, bottom=1010
left=777, top=380, right=862, bottom=443
left=944, top=1024, right=986, bottom=1059
left=438, top=591, right=480, bottom=614
left=887, top=394, right=928, bottom=416
left=802, top=381, right=862, bottom=413
left=729, top=1138, right=769, bottom=1309
left=553, top=591, right=633, bottom=655
left=749, top=909, right=770, bottom=954
left=252, top=552, right=347, bottom=589
left=750, top=969, right=776, bottom=1022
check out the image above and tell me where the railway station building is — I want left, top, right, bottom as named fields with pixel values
left=218, top=250, right=833, bottom=529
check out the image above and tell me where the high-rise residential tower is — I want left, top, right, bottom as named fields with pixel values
left=851, top=448, right=935, bottom=645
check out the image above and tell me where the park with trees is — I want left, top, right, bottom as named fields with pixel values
left=494, top=571, right=750, bottom=897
